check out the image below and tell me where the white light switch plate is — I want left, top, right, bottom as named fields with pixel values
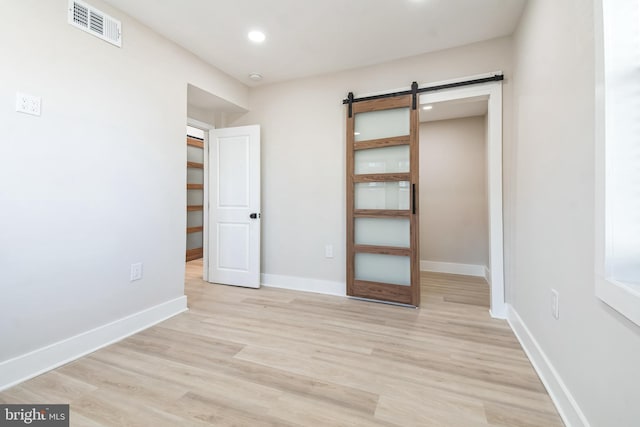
left=325, top=244, right=334, bottom=258
left=16, top=92, right=41, bottom=116
left=130, top=263, right=143, bottom=281
left=551, top=289, right=559, bottom=319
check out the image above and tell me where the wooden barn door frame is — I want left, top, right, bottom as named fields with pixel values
left=346, top=94, right=421, bottom=307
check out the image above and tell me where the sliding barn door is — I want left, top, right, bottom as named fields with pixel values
left=346, top=94, right=420, bottom=306
left=186, top=133, right=205, bottom=261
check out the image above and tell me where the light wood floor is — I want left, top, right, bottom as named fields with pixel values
left=0, top=261, right=563, bottom=426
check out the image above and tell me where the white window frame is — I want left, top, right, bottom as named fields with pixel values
left=594, top=0, right=640, bottom=326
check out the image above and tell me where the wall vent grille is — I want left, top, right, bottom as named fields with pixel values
left=68, top=0, right=121, bottom=47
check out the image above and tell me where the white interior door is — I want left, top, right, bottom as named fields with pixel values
left=207, top=125, right=261, bottom=288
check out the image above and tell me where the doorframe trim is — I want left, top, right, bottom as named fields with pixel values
left=418, top=78, right=506, bottom=319
left=187, top=118, right=215, bottom=131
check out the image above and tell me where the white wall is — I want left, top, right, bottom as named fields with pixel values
left=231, top=37, right=512, bottom=291
left=0, top=0, right=247, bottom=365
left=187, top=105, right=216, bottom=127
left=419, top=117, right=488, bottom=269
left=510, top=0, right=640, bottom=425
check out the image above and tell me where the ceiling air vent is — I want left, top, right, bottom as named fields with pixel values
left=68, top=0, right=121, bottom=47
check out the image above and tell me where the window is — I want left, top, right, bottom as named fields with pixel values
left=595, top=0, right=640, bottom=325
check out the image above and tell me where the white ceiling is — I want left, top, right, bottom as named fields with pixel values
left=103, top=0, right=526, bottom=86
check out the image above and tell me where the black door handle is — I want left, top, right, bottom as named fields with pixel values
left=412, top=184, right=416, bottom=215
left=250, top=213, right=260, bottom=219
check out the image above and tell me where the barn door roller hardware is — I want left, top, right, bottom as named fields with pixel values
left=343, top=74, right=504, bottom=107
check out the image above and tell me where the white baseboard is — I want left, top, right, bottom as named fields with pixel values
left=0, top=296, right=188, bottom=392
left=484, top=266, right=491, bottom=284
left=489, top=305, right=507, bottom=320
left=420, top=260, right=488, bottom=278
left=507, top=305, right=589, bottom=427
left=261, top=273, right=346, bottom=297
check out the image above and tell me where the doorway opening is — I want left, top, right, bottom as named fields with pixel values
left=185, top=83, right=253, bottom=286
left=419, top=97, right=491, bottom=309
left=419, top=77, right=505, bottom=318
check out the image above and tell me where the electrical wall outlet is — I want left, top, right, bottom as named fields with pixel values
left=551, top=289, right=559, bottom=319
left=130, top=263, right=143, bottom=281
left=325, top=244, right=334, bottom=259
left=16, top=92, right=41, bottom=116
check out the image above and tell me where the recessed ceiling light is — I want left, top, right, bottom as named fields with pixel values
left=422, top=105, right=433, bottom=110
left=248, top=30, right=266, bottom=43
left=248, top=73, right=263, bottom=81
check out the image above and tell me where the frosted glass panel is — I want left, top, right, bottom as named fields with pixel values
left=187, top=189, right=204, bottom=206
left=186, top=232, right=203, bottom=250
left=355, top=253, right=410, bottom=286
left=354, top=108, right=410, bottom=141
left=354, top=145, right=409, bottom=174
left=187, top=211, right=203, bottom=228
left=187, top=168, right=204, bottom=184
left=355, top=181, right=410, bottom=210
left=187, top=145, right=204, bottom=163
left=355, top=218, right=410, bottom=247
